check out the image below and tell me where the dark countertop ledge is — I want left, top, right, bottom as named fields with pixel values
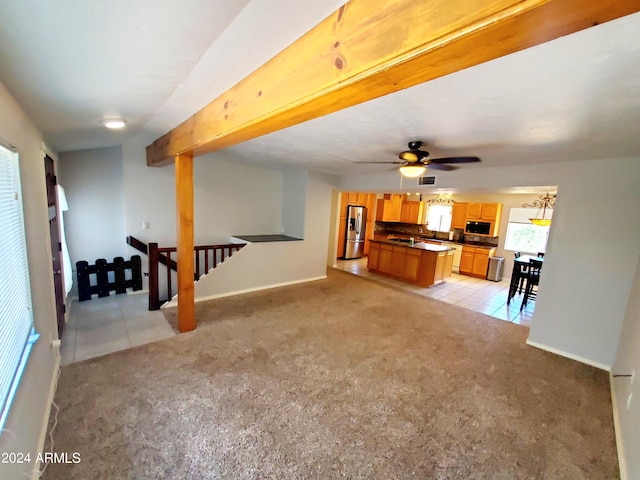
left=232, top=234, right=303, bottom=243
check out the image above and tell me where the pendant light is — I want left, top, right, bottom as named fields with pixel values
left=523, top=193, right=555, bottom=226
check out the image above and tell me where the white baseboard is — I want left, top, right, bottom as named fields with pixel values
left=609, top=373, right=628, bottom=480
left=162, top=275, right=328, bottom=308
left=525, top=339, right=611, bottom=371
left=32, top=357, right=61, bottom=479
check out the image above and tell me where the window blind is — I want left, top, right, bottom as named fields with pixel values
left=0, top=142, right=39, bottom=433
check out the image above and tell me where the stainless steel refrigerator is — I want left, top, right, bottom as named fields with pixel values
left=344, top=205, right=367, bottom=259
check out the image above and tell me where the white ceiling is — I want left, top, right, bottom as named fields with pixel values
left=1, top=1, right=639, bottom=176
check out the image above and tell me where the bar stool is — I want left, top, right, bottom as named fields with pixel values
left=520, top=259, right=543, bottom=310
left=507, top=253, right=526, bottom=304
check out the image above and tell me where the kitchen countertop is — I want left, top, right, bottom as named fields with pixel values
left=382, top=234, right=497, bottom=249
left=370, top=238, right=454, bottom=252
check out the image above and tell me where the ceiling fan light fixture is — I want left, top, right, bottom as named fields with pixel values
left=101, top=118, right=126, bottom=129
left=399, top=165, right=426, bottom=177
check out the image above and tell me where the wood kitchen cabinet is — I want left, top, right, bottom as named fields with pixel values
left=460, top=246, right=496, bottom=278
left=460, top=248, right=475, bottom=274
left=480, top=203, right=502, bottom=221
left=400, top=201, right=426, bottom=224
left=404, top=249, right=422, bottom=281
left=376, top=194, right=404, bottom=222
left=472, top=250, right=490, bottom=277
left=458, top=202, right=503, bottom=236
left=368, top=242, right=380, bottom=269
left=389, top=246, right=406, bottom=276
left=466, top=203, right=482, bottom=219
left=378, top=243, right=393, bottom=273
left=451, top=202, right=467, bottom=229
left=368, top=240, right=454, bottom=287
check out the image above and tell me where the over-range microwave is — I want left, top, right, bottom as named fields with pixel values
left=465, top=221, right=491, bottom=235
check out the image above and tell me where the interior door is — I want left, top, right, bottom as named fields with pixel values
left=45, top=155, right=65, bottom=338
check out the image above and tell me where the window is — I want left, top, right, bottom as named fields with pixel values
left=426, top=205, right=452, bottom=232
left=0, top=142, right=39, bottom=433
left=504, top=207, right=552, bottom=253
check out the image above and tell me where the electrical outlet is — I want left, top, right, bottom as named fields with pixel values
left=142, top=221, right=150, bottom=230
left=627, top=393, right=633, bottom=410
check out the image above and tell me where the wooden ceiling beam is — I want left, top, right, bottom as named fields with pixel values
left=146, top=0, right=640, bottom=166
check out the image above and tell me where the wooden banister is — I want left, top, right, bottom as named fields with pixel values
left=145, top=241, right=245, bottom=311
left=127, top=235, right=177, bottom=271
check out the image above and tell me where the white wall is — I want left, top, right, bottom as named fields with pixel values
left=120, top=138, right=284, bottom=291
left=0, top=83, right=59, bottom=479
left=122, top=139, right=285, bottom=246
left=282, top=169, right=307, bottom=239
left=612, top=256, right=640, bottom=480
left=58, top=147, right=126, bottom=273
left=340, top=157, right=640, bottom=369
left=174, top=170, right=336, bottom=303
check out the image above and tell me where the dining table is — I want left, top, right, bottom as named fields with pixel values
left=515, top=255, right=545, bottom=265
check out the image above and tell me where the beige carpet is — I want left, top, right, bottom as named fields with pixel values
left=43, top=270, right=618, bottom=479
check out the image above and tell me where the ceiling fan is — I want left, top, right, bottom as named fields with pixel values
left=355, top=141, right=481, bottom=177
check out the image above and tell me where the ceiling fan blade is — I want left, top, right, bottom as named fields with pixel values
left=427, top=163, right=457, bottom=171
left=429, top=156, right=481, bottom=164
left=353, top=161, right=405, bottom=164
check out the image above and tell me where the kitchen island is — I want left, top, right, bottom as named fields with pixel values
left=368, top=239, right=455, bottom=288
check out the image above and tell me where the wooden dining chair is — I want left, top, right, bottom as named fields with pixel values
left=520, top=259, right=543, bottom=310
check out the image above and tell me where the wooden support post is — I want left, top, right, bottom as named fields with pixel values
left=175, top=153, right=196, bottom=332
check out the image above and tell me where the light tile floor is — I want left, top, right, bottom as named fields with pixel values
left=334, top=258, right=535, bottom=327
left=60, top=292, right=175, bottom=365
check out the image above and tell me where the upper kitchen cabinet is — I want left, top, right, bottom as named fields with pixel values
left=376, top=194, right=404, bottom=222
left=451, top=202, right=467, bottom=229
left=466, top=202, right=502, bottom=221
left=400, top=201, right=425, bottom=224
left=479, top=203, right=502, bottom=221
left=466, top=203, right=483, bottom=219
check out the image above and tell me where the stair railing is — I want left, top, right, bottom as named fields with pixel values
left=147, top=242, right=244, bottom=310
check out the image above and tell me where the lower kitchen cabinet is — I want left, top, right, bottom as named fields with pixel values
left=368, top=241, right=453, bottom=287
left=368, top=243, right=380, bottom=269
left=378, top=244, right=393, bottom=273
left=404, top=249, right=422, bottom=281
left=460, top=246, right=496, bottom=279
left=390, top=246, right=406, bottom=276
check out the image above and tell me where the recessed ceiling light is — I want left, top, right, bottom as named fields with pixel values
left=102, top=118, right=126, bottom=129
